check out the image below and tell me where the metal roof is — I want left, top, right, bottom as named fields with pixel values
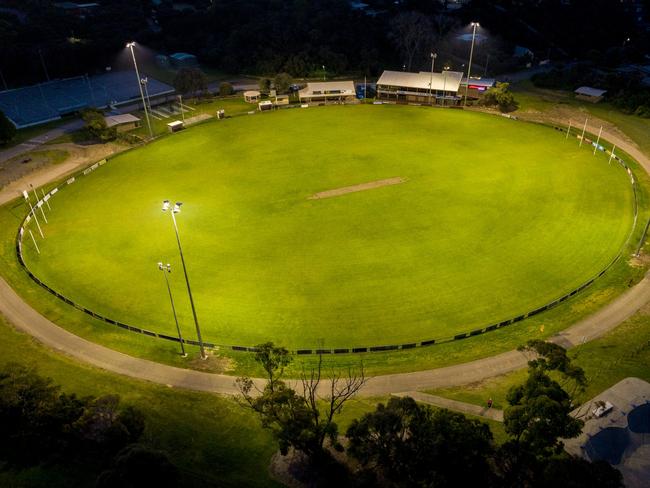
left=104, top=113, right=140, bottom=127
left=299, top=81, right=356, bottom=97
left=376, top=70, right=463, bottom=92
left=575, top=86, right=607, bottom=97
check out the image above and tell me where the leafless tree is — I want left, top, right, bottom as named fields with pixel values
left=390, top=12, right=434, bottom=71
left=236, top=342, right=366, bottom=462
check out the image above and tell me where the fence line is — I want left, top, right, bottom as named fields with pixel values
left=14, top=121, right=641, bottom=355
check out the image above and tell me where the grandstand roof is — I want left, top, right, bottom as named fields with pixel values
left=298, top=81, right=356, bottom=98
left=376, top=70, right=463, bottom=92
left=105, top=113, right=140, bottom=128
left=0, top=71, right=174, bottom=128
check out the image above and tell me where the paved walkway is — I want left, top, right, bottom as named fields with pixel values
left=0, top=112, right=649, bottom=398
left=392, top=391, right=504, bottom=421
left=2, top=269, right=650, bottom=397
left=0, top=119, right=84, bottom=164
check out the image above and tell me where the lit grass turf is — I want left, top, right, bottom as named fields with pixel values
left=18, top=105, right=635, bottom=351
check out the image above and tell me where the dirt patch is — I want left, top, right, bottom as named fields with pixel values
left=186, top=349, right=235, bottom=373
left=630, top=252, right=650, bottom=268
left=0, top=141, right=125, bottom=205
left=0, top=149, right=69, bottom=187
left=308, top=177, right=406, bottom=200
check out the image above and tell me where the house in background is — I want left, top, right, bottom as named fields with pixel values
left=574, top=86, right=607, bottom=103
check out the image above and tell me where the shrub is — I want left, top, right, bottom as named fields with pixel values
left=219, top=81, right=234, bottom=96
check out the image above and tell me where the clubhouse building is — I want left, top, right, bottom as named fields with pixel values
left=376, top=70, right=464, bottom=105
left=298, top=81, right=357, bottom=104
left=376, top=70, right=495, bottom=105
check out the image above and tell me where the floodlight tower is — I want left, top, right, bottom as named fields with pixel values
left=428, top=52, right=437, bottom=105
left=126, top=42, right=153, bottom=138
left=162, top=200, right=206, bottom=359
left=441, top=66, right=450, bottom=107
left=157, top=262, right=187, bottom=357
left=463, top=22, right=479, bottom=108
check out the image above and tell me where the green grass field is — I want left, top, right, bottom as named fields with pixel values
left=18, top=105, right=635, bottom=351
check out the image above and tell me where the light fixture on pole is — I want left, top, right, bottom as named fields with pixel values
left=464, top=22, right=479, bottom=108
left=126, top=42, right=153, bottom=138
left=162, top=200, right=207, bottom=359
left=157, top=262, right=187, bottom=357
left=322, top=65, right=326, bottom=81
left=429, top=52, right=437, bottom=105
left=178, top=94, right=185, bottom=122
left=441, top=66, right=449, bottom=108
left=141, top=76, right=152, bottom=113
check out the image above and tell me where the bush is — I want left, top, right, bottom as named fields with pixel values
left=219, top=81, right=234, bottom=96
left=81, top=108, right=117, bottom=142
left=259, top=77, right=271, bottom=93
left=480, top=82, right=519, bottom=113
left=96, top=444, right=179, bottom=488
left=0, top=109, right=16, bottom=145
left=273, top=72, right=293, bottom=94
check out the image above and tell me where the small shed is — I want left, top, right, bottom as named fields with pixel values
left=274, top=95, right=289, bottom=106
left=575, top=86, right=607, bottom=103
left=244, top=91, right=261, bottom=103
left=167, top=120, right=184, bottom=133
left=258, top=100, right=273, bottom=111
left=104, top=113, right=141, bottom=132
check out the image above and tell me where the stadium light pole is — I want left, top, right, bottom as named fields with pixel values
left=428, top=52, right=437, bottom=105
left=162, top=200, right=207, bottom=360
left=441, top=66, right=450, bottom=108
left=158, top=262, right=187, bottom=357
left=463, top=22, right=479, bottom=108
left=141, top=76, right=153, bottom=113
left=178, top=94, right=185, bottom=122
left=126, top=42, right=153, bottom=139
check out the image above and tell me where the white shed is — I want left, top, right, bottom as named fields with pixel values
left=244, top=90, right=261, bottom=103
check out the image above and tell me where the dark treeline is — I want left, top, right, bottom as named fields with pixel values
left=0, top=0, right=646, bottom=87
left=0, top=363, right=179, bottom=487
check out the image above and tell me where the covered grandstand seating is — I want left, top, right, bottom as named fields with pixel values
left=0, top=71, right=174, bottom=128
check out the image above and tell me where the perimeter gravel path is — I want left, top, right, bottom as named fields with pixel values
left=0, top=119, right=649, bottom=397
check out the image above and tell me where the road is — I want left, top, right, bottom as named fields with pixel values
left=0, top=119, right=84, bottom=164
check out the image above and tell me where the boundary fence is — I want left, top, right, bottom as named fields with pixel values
left=14, top=119, right=641, bottom=355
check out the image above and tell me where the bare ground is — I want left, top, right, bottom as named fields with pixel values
left=308, top=177, right=406, bottom=200
left=0, top=142, right=125, bottom=206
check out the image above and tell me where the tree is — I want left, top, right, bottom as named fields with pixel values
left=81, top=108, right=117, bottom=142
left=258, top=77, right=272, bottom=93
left=237, top=343, right=365, bottom=467
left=219, top=81, right=234, bottom=96
left=347, top=396, right=495, bottom=487
left=539, top=457, right=624, bottom=488
left=0, top=363, right=145, bottom=468
left=480, top=82, right=519, bottom=113
left=389, top=12, right=433, bottom=71
left=96, top=444, right=179, bottom=488
left=504, top=341, right=586, bottom=459
left=519, top=340, right=587, bottom=398
left=273, top=72, right=293, bottom=94
left=173, top=67, right=208, bottom=99
left=72, top=395, right=145, bottom=454
left=0, top=109, right=16, bottom=145
left=0, top=363, right=82, bottom=466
